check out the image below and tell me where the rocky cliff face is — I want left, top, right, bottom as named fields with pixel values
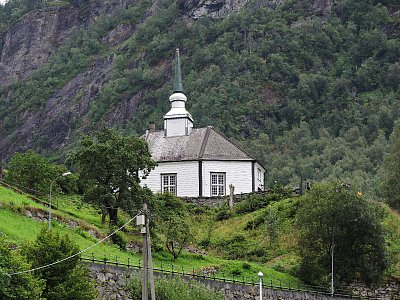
left=177, top=0, right=249, bottom=19
left=0, top=0, right=257, bottom=160
left=0, top=0, right=339, bottom=160
left=177, top=0, right=333, bottom=19
left=0, top=0, right=136, bottom=87
left=0, top=6, right=80, bottom=86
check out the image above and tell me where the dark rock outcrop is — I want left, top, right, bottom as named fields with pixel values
left=0, top=6, right=81, bottom=86
left=178, top=0, right=249, bottom=19
left=0, top=0, right=136, bottom=87
left=0, top=57, right=114, bottom=158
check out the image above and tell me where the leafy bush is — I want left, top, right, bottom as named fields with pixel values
left=199, top=239, right=210, bottom=248
left=129, top=276, right=223, bottom=300
left=215, top=205, right=233, bottom=221
left=244, top=214, right=266, bottom=230
left=235, top=194, right=279, bottom=215
left=110, top=227, right=127, bottom=250
left=25, top=228, right=97, bottom=300
left=230, top=267, right=242, bottom=276
left=215, top=234, right=249, bottom=260
left=0, top=238, right=44, bottom=299
left=4, top=150, right=77, bottom=195
left=242, top=262, right=251, bottom=270
left=152, top=193, right=192, bottom=259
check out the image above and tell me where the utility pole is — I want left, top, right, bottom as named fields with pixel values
left=141, top=203, right=149, bottom=300
left=138, top=203, right=156, bottom=300
left=146, top=206, right=156, bottom=300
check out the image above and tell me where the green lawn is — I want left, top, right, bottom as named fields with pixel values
left=0, top=185, right=44, bottom=209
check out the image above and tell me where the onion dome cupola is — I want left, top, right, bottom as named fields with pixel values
left=164, top=48, right=194, bottom=137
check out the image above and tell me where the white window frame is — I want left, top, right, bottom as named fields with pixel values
left=210, top=172, right=226, bottom=196
left=257, top=168, right=262, bottom=181
left=161, top=174, right=177, bottom=195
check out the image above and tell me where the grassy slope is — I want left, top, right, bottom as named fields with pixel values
left=0, top=185, right=301, bottom=286
left=190, top=197, right=400, bottom=280
left=383, top=205, right=400, bottom=278
left=2, top=185, right=398, bottom=286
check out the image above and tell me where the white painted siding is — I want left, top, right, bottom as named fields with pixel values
left=164, top=118, right=193, bottom=137
left=202, top=161, right=253, bottom=197
left=141, top=160, right=264, bottom=197
left=141, top=161, right=199, bottom=197
left=254, top=162, right=265, bottom=191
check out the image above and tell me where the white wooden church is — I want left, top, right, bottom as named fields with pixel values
left=141, top=49, right=265, bottom=197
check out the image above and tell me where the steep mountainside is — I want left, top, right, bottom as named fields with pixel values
left=0, top=0, right=399, bottom=197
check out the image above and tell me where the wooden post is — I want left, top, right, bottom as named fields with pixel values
left=229, top=184, right=235, bottom=209
left=142, top=203, right=148, bottom=300
left=146, top=207, right=156, bottom=300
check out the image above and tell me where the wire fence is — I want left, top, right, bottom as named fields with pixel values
left=80, top=253, right=384, bottom=299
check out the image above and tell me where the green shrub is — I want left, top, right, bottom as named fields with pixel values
left=215, top=204, right=233, bottom=221
left=109, top=227, right=126, bottom=250
left=242, top=262, right=251, bottom=269
left=244, top=214, right=266, bottom=230
left=230, top=234, right=245, bottom=243
left=199, top=239, right=210, bottom=248
left=230, top=267, right=242, bottom=276
left=215, top=234, right=249, bottom=259
left=235, top=194, right=279, bottom=215
left=129, top=276, right=223, bottom=300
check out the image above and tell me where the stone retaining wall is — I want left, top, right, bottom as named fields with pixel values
left=181, top=190, right=272, bottom=207
left=86, top=263, right=370, bottom=300
left=349, top=281, right=400, bottom=299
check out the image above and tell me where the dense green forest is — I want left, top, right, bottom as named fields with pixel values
left=1, top=0, right=399, bottom=198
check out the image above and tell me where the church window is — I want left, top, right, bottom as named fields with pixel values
left=161, top=174, right=177, bottom=195
left=211, top=173, right=225, bottom=196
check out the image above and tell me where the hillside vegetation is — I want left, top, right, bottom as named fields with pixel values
left=0, top=0, right=399, bottom=199
left=1, top=183, right=399, bottom=289
left=0, top=184, right=302, bottom=286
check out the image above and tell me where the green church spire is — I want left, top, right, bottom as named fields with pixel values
left=174, top=48, right=184, bottom=93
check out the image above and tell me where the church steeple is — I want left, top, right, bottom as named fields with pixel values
left=174, top=48, right=183, bottom=93
left=163, top=48, right=194, bottom=137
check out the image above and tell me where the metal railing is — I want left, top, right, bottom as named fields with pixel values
left=80, top=253, right=384, bottom=299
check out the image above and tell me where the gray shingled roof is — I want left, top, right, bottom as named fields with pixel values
left=144, top=126, right=255, bottom=162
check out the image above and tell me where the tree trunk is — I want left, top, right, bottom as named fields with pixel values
left=108, top=206, right=118, bottom=225
left=101, top=206, right=108, bottom=225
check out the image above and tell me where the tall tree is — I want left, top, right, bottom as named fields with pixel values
left=383, top=120, right=400, bottom=210
left=153, top=193, right=192, bottom=260
left=70, top=127, right=156, bottom=224
left=296, top=182, right=386, bottom=286
left=25, top=228, right=97, bottom=300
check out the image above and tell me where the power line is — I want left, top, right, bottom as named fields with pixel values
left=4, top=211, right=142, bottom=276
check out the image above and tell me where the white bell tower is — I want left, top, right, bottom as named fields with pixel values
left=164, top=49, right=194, bottom=137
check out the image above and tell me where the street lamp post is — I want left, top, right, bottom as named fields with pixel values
left=48, top=171, right=71, bottom=230
left=258, top=271, right=263, bottom=300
